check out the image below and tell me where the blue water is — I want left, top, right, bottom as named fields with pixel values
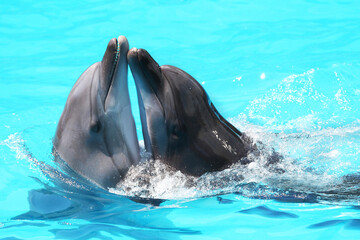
left=1, top=0, right=360, bottom=239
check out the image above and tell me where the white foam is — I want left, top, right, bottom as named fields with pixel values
left=3, top=68, right=360, bottom=203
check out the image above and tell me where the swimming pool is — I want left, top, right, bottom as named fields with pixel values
left=1, top=0, right=360, bottom=239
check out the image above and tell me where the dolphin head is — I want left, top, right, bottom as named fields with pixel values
left=54, top=36, right=140, bottom=189
left=128, top=48, right=251, bottom=176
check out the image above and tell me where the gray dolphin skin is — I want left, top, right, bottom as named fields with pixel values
left=128, top=48, right=255, bottom=176
left=53, top=36, right=140, bottom=189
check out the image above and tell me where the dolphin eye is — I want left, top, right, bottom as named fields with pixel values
left=90, top=121, right=102, bottom=133
left=172, top=125, right=182, bottom=139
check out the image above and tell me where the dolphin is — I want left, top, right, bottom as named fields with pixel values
left=53, top=36, right=140, bottom=189
left=127, top=48, right=256, bottom=176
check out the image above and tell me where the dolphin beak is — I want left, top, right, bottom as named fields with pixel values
left=128, top=48, right=166, bottom=155
left=103, top=36, right=140, bottom=170
left=104, top=36, right=130, bottom=112
left=128, top=48, right=163, bottom=91
left=100, top=36, right=141, bottom=177
left=98, top=36, right=130, bottom=112
left=99, top=37, right=118, bottom=105
left=127, top=48, right=163, bottom=102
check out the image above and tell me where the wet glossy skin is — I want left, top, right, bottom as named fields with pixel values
left=53, top=36, right=140, bottom=189
left=128, top=48, right=255, bottom=176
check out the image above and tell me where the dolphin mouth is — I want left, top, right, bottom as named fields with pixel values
left=101, top=36, right=130, bottom=110
left=102, top=37, right=140, bottom=173
left=107, top=38, right=120, bottom=90
left=100, top=36, right=129, bottom=109
left=128, top=48, right=166, bottom=156
left=106, top=37, right=123, bottom=97
left=103, top=38, right=119, bottom=107
left=110, top=37, right=120, bottom=80
left=127, top=48, right=164, bottom=109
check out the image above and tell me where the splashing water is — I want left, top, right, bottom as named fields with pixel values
left=2, top=67, right=360, bottom=206
left=109, top=67, right=360, bottom=203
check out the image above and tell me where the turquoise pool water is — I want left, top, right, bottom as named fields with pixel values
left=1, top=0, right=360, bottom=239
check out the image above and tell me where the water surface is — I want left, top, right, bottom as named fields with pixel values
left=1, top=0, right=360, bottom=239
